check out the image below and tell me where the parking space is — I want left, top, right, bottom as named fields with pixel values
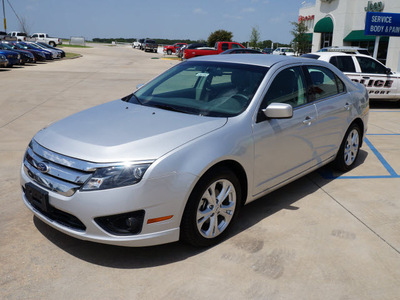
left=1, top=44, right=400, bottom=299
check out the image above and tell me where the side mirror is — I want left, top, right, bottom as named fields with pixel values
left=262, top=103, right=293, bottom=119
left=386, top=68, right=392, bottom=75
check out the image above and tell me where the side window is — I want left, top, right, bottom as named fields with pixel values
left=230, top=43, right=241, bottom=49
left=307, top=66, right=344, bottom=100
left=329, top=56, right=356, bottom=73
left=356, top=56, right=388, bottom=74
left=221, top=43, right=229, bottom=51
left=261, top=67, right=307, bottom=108
left=32, top=34, right=37, bottom=38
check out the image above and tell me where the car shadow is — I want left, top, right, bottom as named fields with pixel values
left=0, top=68, right=11, bottom=72
left=34, top=158, right=359, bottom=268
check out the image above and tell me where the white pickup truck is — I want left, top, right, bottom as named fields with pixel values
left=30, top=33, right=62, bottom=47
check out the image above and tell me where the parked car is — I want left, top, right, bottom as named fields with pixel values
left=37, top=42, right=65, bottom=58
left=21, top=54, right=369, bottom=247
left=0, top=48, right=20, bottom=66
left=163, top=43, right=187, bottom=55
left=18, top=42, right=53, bottom=60
left=220, top=48, right=263, bottom=54
left=8, top=31, right=28, bottom=42
left=28, top=42, right=61, bottom=59
left=176, top=43, right=208, bottom=59
left=132, top=38, right=144, bottom=49
left=273, top=47, right=295, bottom=56
left=0, top=54, right=8, bottom=67
left=7, top=41, right=47, bottom=62
left=183, top=41, right=245, bottom=59
left=30, top=33, right=62, bottom=47
left=141, top=39, right=158, bottom=52
left=0, top=42, right=35, bottom=64
left=302, top=52, right=400, bottom=102
left=318, top=46, right=370, bottom=56
left=262, top=48, right=273, bottom=54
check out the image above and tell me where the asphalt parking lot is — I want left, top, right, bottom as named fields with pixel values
left=1, top=44, right=400, bottom=300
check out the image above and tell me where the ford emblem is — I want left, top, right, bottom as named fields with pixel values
left=37, top=162, right=50, bottom=174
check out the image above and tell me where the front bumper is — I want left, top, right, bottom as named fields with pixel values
left=21, top=163, right=195, bottom=247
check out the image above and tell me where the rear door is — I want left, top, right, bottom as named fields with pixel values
left=328, top=55, right=361, bottom=85
left=305, top=65, right=353, bottom=161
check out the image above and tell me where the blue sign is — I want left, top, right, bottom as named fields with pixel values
left=365, top=12, right=400, bottom=36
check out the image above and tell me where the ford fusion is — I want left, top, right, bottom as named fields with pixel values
left=21, top=55, right=369, bottom=247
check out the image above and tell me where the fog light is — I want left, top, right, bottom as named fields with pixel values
left=95, top=210, right=145, bottom=235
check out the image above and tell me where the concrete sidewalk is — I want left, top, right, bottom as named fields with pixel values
left=1, top=44, right=400, bottom=300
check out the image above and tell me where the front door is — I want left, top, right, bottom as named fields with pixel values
left=252, top=66, right=319, bottom=196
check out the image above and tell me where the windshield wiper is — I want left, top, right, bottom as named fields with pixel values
left=130, top=93, right=142, bottom=105
left=151, top=104, right=193, bottom=114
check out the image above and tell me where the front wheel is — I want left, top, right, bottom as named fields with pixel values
left=180, top=168, right=242, bottom=247
left=334, top=123, right=361, bottom=171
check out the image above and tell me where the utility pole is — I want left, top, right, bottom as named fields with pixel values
left=2, top=0, right=6, bottom=32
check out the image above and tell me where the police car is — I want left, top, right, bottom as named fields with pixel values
left=302, top=51, right=400, bottom=102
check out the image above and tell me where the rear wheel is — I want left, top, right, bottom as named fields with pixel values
left=334, top=123, right=361, bottom=171
left=49, top=41, right=56, bottom=47
left=180, top=168, right=241, bottom=247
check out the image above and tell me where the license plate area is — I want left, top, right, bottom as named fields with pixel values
left=25, top=183, right=50, bottom=213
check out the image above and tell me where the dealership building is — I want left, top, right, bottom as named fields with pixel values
left=299, top=0, right=400, bottom=71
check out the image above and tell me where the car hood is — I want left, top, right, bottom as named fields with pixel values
left=0, top=50, right=17, bottom=56
left=34, top=100, right=227, bottom=163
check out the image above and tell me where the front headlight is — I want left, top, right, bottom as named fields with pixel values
left=82, top=163, right=151, bottom=191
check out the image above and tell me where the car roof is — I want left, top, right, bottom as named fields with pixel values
left=308, top=52, right=372, bottom=59
left=190, top=53, right=319, bottom=68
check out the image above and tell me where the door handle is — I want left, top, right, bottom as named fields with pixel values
left=344, top=103, right=351, bottom=111
left=362, top=76, right=370, bottom=79
left=302, top=116, right=314, bottom=126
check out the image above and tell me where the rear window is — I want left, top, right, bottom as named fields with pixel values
left=329, top=56, right=356, bottom=73
left=307, top=66, right=345, bottom=101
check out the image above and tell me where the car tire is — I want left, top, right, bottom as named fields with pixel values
left=180, top=167, right=242, bottom=247
left=167, top=49, right=172, bottom=55
left=49, top=41, right=56, bottom=47
left=334, top=123, right=361, bottom=172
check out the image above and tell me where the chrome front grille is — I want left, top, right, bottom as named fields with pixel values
left=23, top=140, right=93, bottom=196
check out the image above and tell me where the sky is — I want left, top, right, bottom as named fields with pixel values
left=2, top=0, right=308, bottom=44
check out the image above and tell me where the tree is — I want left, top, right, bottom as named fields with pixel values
left=259, top=40, right=273, bottom=49
left=291, top=21, right=310, bottom=55
left=249, top=26, right=261, bottom=49
left=18, top=16, right=30, bottom=34
left=207, top=29, right=233, bottom=47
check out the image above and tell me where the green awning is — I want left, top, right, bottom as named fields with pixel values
left=314, top=17, right=333, bottom=33
left=343, top=30, right=389, bottom=42
left=305, top=33, right=313, bottom=42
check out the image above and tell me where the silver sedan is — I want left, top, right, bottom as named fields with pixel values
left=21, top=54, right=369, bottom=247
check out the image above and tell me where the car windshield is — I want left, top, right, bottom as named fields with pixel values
left=0, top=43, right=13, bottom=50
left=13, top=43, right=26, bottom=49
left=130, top=61, right=268, bottom=117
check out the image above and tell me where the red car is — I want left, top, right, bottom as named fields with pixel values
left=163, top=43, right=187, bottom=55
